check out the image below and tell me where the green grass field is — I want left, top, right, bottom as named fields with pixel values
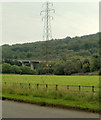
left=1, top=74, right=100, bottom=112
left=2, top=74, right=99, bottom=86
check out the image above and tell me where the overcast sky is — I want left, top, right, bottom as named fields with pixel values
left=1, top=1, right=99, bottom=45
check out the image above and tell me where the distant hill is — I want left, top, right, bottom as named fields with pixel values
left=2, top=32, right=99, bottom=60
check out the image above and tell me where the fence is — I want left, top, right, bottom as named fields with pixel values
left=2, top=82, right=100, bottom=93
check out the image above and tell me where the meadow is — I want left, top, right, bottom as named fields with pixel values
left=1, top=74, right=100, bottom=112
left=2, top=74, right=99, bottom=86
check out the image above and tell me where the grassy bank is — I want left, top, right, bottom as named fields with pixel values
left=2, top=93, right=99, bottom=112
left=2, top=84, right=99, bottom=112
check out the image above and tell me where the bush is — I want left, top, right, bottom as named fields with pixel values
left=10, top=65, right=21, bottom=74
left=2, top=62, right=36, bottom=75
left=20, top=66, right=34, bottom=74
left=20, top=65, right=37, bottom=75
left=31, top=69, right=37, bottom=75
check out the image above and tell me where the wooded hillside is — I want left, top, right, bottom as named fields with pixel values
left=2, top=32, right=99, bottom=60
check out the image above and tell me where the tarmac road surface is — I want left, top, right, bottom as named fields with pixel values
left=2, top=100, right=99, bottom=118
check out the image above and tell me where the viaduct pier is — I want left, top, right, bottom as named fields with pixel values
left=18, top=60, right=45, bottom=70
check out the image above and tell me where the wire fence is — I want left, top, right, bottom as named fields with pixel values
left=2, top=82, right=100, bottom=93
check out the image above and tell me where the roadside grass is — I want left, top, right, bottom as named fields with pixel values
left=2, top=84, right=99, bottom=112
left=2, top=93, right=99, bottom=112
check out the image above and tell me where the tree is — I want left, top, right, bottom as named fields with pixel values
left=99, top=69, right=101, bottom=75
left=82, top=58, right=90, bottom=65
left=82, top=58, right=90, bottom=73
left=0, top=64, right=2, bottom=73
left=20, top=66, right=34, bottom=74
left=64, top=61, right=74, bottom=75
left=54, top=62, right=65, bottom=75
left=10, top=65, right=21, bottom=74
left=63, top=58, right=82, bottom=75
left=3, top=59, right=21, bottom=66
left=82, top=63, right=90, bottom=73
left=72, top=59, right=82, bottom=73
left=90, top=54, right=100, bottom=72
left=2, top=63, right=11, bottom=73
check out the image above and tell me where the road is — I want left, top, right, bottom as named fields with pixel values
left=2, top=100, right=99, bottom=118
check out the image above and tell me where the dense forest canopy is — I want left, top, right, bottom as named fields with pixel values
left=2, top=32, right=99, bottom=60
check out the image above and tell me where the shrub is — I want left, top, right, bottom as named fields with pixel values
left=10, top=65, right=21, bottom=74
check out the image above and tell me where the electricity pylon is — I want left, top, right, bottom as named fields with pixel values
left=40, top=1, right=55, bottom=65
left=40, top=1, right=55, bottom=41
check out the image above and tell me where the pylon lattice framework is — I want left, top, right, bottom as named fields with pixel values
left=40, top=1, right=55, bottom=41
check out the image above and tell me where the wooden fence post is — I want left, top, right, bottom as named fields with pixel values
left=29, top=83, right=30, bottom=89
left=37, top=84, right=39, bottom=89
left=79, top=85, right=81, bottom=92
left=46, top=84, right=48, bottom=89
left=92, top=86, right=94, bottom=92
left=20, top=83, right=23, bottom=88
left=56, top=85, right=58, bottom=90
left=67, top=85, right=69, bottom=90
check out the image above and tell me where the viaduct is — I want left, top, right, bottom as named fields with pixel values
left=17, top=60, right=46, bottom=70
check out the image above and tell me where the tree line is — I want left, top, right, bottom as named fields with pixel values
left=1, top=54, right=101, bottom=75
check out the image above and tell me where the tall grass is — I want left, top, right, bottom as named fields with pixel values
left=3, top=83, right=99, bottom=103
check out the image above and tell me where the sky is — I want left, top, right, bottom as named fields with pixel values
left=1, top=1, right=99, bottom=45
